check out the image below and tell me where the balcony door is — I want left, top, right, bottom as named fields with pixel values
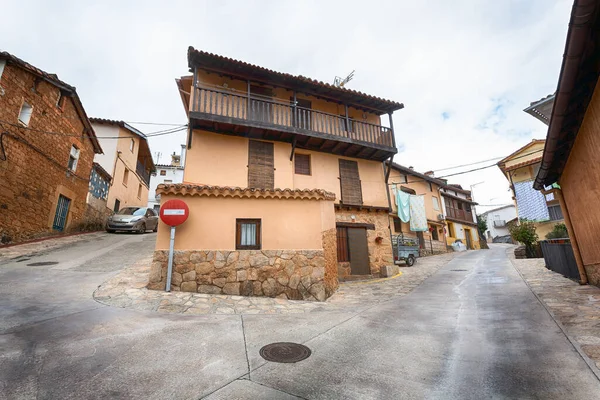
left=249, top=85, right=274, bottom=123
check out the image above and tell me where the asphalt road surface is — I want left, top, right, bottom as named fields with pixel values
left=0, top=235, right=598, bottom=399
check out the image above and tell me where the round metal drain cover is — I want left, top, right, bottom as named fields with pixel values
left=450, top=269, right=467, bottom=272
left=259, top=342, right=311, bottom=363
left=26, top=261, right=59, bottom=266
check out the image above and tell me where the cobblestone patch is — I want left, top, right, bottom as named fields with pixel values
left=94, top=252, right=457, bottom=315
left=509, top=248, right=600, bottom=372
left=0, top=232, right=106, bottom=263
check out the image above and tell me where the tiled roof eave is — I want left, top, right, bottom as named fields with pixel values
left=157, top=184, right=336, bottom=201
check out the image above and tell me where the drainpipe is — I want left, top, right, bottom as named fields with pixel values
left=384, top=156, right=395, bottom=253
left=541, top=187, right=588, bottom=285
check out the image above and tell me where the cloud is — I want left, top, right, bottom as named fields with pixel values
left=0, top=0, right=573, bottom=211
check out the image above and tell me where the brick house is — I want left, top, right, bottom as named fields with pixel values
left=148, top=47, right=403, bottom=300
left=0, top=52, right=102, bottom=244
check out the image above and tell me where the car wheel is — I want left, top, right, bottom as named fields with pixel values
left=137, top=223, right=146, bottom=234
left=406, top=255, right=415, bottom=267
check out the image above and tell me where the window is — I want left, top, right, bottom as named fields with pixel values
left=18, top=102, right=33, bottom=126
left=294, top=153, right=311, bottom=175
left=465, top=204, right=472, bottom=213
left=236, top=219, right=261, bottom=250
left=0, top=60, right=5, bottom=82
left=130, top=139, right=135, bottom=153
left=548, top=205, right=564, bottom=221
left=113, top=199, right=121, bottom=213
left=160, top=170, right=166, bottom=176
left=123, top=169, right=129, bottom=186
left=56, top=90, right=66, bottom=109
left=67, top=145, right=79, bottom=171
left=431, top=225, right=439, bottom=241
left=153, top=204, right=160, bottom=212
left=248, top=140, right=274, bottom=189
left=447, top=222, right=455, bottom=237
left=336, top=227, right=350, bottom=262
left=339, top=159, right=362, bottom=205
left=432, top=196, right=440, bottom=211
left=137, top=184, right=142, bottom=199
left=163, top=180, right=172, bottom=184
left=393, top=218, right=402, bottom=233
left=457, top=202, right=463, bottom=210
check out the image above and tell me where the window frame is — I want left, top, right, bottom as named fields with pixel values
left=432, top=196, right=440, bottom=211
left=56, top=90, right=66, bottom=110
left=113, top=199, right=121, bottom=213
left=236, top=219, right=261, bottom=250
left=393, top=217, right=402, bottom=233
left=137, top=184, right=142, bottom=199
left=160, top=170, right=166, bottom=176
left=294, top=153, right=311, bottom=175
left=67, top=145, right=80, bottom=172
left=130, top=139, right=135, bottom=153
left=18, top=101, right=33, bottom=126
left=123, top=169, right=129, bottom=186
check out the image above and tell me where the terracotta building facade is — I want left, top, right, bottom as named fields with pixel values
left=149, top=47, right=403, bottom=300
left=0, top=52, right=102, bottom=244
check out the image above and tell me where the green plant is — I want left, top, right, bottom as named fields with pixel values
left=545, top=223, right=569, bottom=240
left=509, top=219, right=539, bottom=258
left=477, top=215, right=488, bottom=235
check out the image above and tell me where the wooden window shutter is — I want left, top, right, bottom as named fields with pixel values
left=339, top=159, right=362, bottom=205
left=336, top=227, right=350, bottom=262
left=248, top=140, right=274, bottom=189
left=294, top=154, right=311, bottom=175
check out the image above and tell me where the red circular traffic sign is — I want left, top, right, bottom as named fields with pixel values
left=160, top=199, right=189, bottom=227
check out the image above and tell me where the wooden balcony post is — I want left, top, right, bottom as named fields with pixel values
left=388, top=112, right=397, bottom=149
left=345, top=104, right=350, bottom=138
left=292, top=91, right=297, bottom=128
left=246, top=80, right=251, bottom=119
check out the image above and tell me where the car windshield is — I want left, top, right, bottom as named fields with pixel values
left=116, top=207, right=146, bottom=216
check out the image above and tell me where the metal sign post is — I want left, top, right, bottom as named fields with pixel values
left=159, top=199, right=190, bottom=293
left=165, top=226, right=176, bottom=292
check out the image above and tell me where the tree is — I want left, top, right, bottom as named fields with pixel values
left=476, top=215, right=489, bottom=250
left=509, top=219, right=539, bottom=257
left=545, top=223, right=569, bottom=239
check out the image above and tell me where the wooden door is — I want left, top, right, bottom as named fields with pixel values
left=417, top=231, right=425, bottom=249
left=465, top=229, right=473, bottom=249
left=347, top=228, right=370, bottom=275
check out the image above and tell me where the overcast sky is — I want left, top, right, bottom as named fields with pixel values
left=1, top=0, right=572, bottom=212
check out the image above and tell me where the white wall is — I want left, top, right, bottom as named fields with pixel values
left=147, top=166, right=184, bottom=209
left=92, top=124, right=119, bottom=173
left=482, top=205, right=516, bottom=239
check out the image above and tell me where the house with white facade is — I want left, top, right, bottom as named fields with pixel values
left=148, top=145, right=186, bottom=211
left=479, top=204, right=517, bottom=242
left=439, top=184, right=480, bottom=250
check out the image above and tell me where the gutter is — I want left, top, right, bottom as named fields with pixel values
left=540, top=187, right=588, bottom=285
left=534, top=0, right=599, bottom=189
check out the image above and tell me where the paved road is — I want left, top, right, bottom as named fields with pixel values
left=0, top=238, right=598, bottom=399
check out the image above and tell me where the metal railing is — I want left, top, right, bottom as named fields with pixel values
left=136, top=161, right=150, bottom=187
left=191, top=85, right=394, bottom=148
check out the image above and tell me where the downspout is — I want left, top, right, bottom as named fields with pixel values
left=541, top=187, right=588, bottom=285
left=384, top=156, right=395, bottom=253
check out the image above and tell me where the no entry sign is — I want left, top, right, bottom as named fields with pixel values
left=160, top=199, right=189, bottom=227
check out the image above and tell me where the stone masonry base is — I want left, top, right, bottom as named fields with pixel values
left=148, top=249, right=331, bottom=301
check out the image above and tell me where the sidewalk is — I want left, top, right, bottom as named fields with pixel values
left=0, top=231, right=106, bottom=262
left=509, top=247, right=600, bottom=373
left=94, top=252, right=457, bottom=315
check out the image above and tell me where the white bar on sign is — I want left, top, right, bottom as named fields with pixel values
left=163, top=209, right=185, bottom=215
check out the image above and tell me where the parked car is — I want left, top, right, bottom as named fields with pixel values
left=106, top=207, right=159, bottom=233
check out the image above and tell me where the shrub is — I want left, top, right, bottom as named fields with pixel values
left=509, top=219, right=539, bottom=258
left=545, top=223, right=569, bottom=240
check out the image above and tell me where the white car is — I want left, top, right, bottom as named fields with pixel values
left=106, top=207, right=159, bottom=233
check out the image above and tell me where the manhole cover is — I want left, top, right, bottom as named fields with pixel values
left=259, top=342, right=311, bottom=363
left=450, top=269, right=467, bottom=272
left=26, top=261, right=59, bottom=266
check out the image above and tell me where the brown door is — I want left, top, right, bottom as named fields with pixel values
left=465, top=229, right=472, bottom=249
left=347, top=228, right=370, bottom=275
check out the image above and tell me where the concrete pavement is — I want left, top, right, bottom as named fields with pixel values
left=0, top=235, right=599, bottom=399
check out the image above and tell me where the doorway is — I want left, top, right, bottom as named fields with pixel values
left=464, top=228, right=473, bottom=249
left=347, top=227, right=370, bottom=275
left=52, top=195, right=71, bottom=231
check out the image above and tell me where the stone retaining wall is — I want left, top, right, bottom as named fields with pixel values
left=148, top=249, right=330, bottom=301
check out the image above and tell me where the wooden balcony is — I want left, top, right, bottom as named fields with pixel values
left=189, top=85, right=397, bottom=161
left=445, top=207, right=475, bottom=224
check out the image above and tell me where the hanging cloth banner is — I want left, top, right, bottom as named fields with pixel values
left=395, top=188, right=411, bottom=223
left=409, top=194, right=428, bottom=232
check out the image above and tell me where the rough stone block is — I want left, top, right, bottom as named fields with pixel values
left=247, top=268, right=258, bottom=281
left=223, top=282, right=240, bottom=295
left=249, top=253, right=270, bottom=267
left=288, top=274, right=301, bottom=289
left=237, top=270, right=247, bottom=281
left=380, top=265, right=399, bottom=278
left=252, top=281, right=263, bottom=296
left=195, top=262, right=214, bottom=275
left=197, top=285, right=222, bottom=294
left=190, top=251, right=206, bottom=263
left=149, top=262, right=163, bottom=283
left=262, top=278, right=277, bottom=296
left=171, top=272, right=183, bottom=286
left=213, top=278, right=227, bottom=288
left=182, top=270, right=196, bottom=282
left=180, top=281, right=197, bottom=292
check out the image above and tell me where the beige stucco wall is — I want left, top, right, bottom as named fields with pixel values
left=155, top=195, right=335, bottom=251
left=503, top=141, right=545, bottom=170
left=104, top=127, right=149, bottom=211
left=184, top=130, right=389, bottom=207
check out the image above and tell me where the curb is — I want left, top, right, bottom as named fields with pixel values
left=0, top=230, right=103, bottom=249
left=508, top=248, right=600, bottom=382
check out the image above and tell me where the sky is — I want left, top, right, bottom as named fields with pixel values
left=0, top=0, right=573, bottom=212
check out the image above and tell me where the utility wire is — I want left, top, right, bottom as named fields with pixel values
left=125, top=121, right=186, bottom=126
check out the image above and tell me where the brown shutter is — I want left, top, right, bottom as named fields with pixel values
left=294, top=154, right=311, bottom=175
left=336, top=227, right=349, bottom=262
left=248, top=140, right=274, bottom=189
left=339, top=159, right=362, bottom=205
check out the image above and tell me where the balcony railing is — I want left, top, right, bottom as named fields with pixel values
left=445, top=207, right=475, bottom=224
left=190, top=85, right=395, bottom=149
left=136, top=161, right=150, bottom=187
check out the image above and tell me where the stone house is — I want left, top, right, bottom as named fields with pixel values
left=533, top=0, right=600, bottom=286
left=497, top=140, right=564, bottom=239
left=149, top=47, right=404, bottom=300
left=90, top=118, right=155, bottom=213
left=387, top=163, right=448, bottom=255
left=0, top=51, right=102, bottom=244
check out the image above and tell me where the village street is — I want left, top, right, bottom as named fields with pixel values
left=0, top=234, right=598, bottom=399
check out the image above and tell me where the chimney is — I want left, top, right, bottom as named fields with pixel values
left=180, top=144, right=186, bottom=167
left=424, top=171, right=434, bottom=176
left=170, top=151, right=181, bottom=167
left=409, top=166, right=414, bottom=169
